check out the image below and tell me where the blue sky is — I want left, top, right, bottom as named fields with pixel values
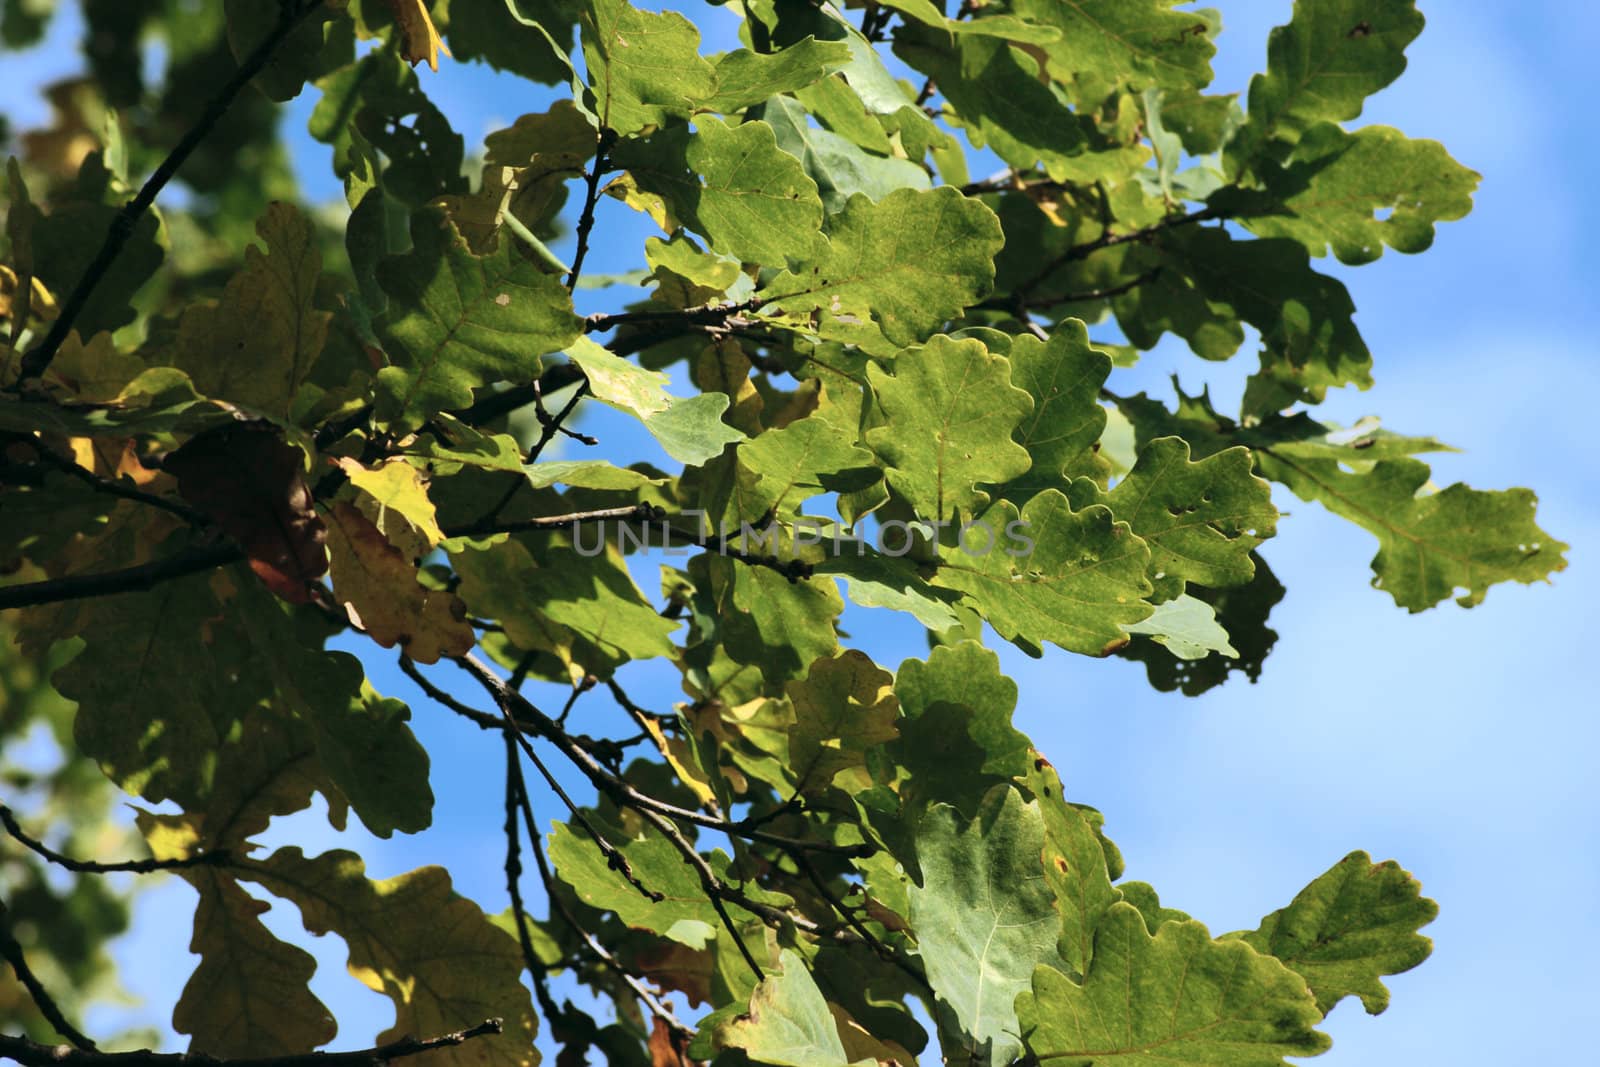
left=8, top=3, right=1598, bottom=1064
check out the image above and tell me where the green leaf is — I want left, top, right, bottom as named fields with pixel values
left=894, top=29, right=1089, bottom=181
left=1068, top=437, right=1277, bottom=602
left=1021, top=757, right=1120, bottom=979
left=933, top=490, right=1153, bottom=658
left=865, top=335, right=1032, bottom=522
left=706, top=37, right=852, bottom=113
left=1241, top=0, right=1424, bottom=150
left=819, top=551, right=962, bottom=633
left=548, top=816, right=719, bottom=949
left=567, top=336, right=672, bottom=418
left=641, top=392, right=747, bottom=466
left=894, top=641, right=1029, bottom=782
left=56, top=574, right=250, bottom=809
left=234, top=577, right=433, bottom=839
left=1120, top=228, right=1373, bottom=412
left=1010, top=0, right=1215, bottom=100
left=1122, top=593, right=1238, bottom=659
left=992, top=322, right=1113, bottom=505
left=247, top=847, right=538, bottom=1067
left=1120, top=550, right=1285, bottom=696
left=523, top=459, right=666, bottom=491
left=1232, top=851, right=1437, bottom=1017
left=761, top=94, right=932, bottom=214
left=1017, top=904, right=1330, bottom=1065
left=568, top=337, right=746, bottom=464
left=736, top=412, right=879, bottom=520
left=453, top=537, right=679, bottom=674
left=1257, top=452, right=1567, bottom=611
left=909, top=786, right=1058, bottom=1067
left=445, top=0, right=578, bottom=86
left=701, top=552, right=843, bottom=686
left=171, top=202, right=330, bottom=418
left=374, top=207, right=583, bottom=430
left=576, top=0, right=716, bottom=134
left=715, top=948, right=860, bottom=1067
left=760, top=187, right=1003, bottom=347
left=27, top=170, right=165, bottom=341
left=1229, top=124, right=1478, bottom=265
left=225, top=0, right=350, bottom=102
left=782, top=650, right=899, bottom=796
left=612, top=117, right=823, bottom=267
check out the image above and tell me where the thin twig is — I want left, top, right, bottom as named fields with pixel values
left=454, top=656, right=870, bottom=859
left=500, top=699, right=665, bottom=907
left=564, top=132, right=615, bottom=291
left=788, top=851, right=931, bottom=993
left=584, top=298, right=764, bottom=334
left=15, top=0, right=327, bottom=383
left=0, top=804, right=229, bottom=874
left=1, top=901, right=96, bottom=1051
left=8, top=447, right=208, bottom=526
left=0, top=1019, right=503, bottom=1067
left=501, top=733, right=563, bottom=1025
left=1013, top=205, right=1223, bottom=302
left=512, top=759, right=694, bottom=1038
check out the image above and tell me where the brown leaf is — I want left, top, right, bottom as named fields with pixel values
left=165, top=421, right=327, bottom=603
left=634, top=941, right=714, bottom=1009
left=325, top=501, right=473, bottom=664
left=647, top=1017, right=694, bottom=1067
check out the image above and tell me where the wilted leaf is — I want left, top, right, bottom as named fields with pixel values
left=165, top=422, right=328, bottom=603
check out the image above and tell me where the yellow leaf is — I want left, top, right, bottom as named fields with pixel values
left=44, top=332, right=150, bottom=404
left=250, top=847, right=538, bottom=1067
left=325, top=501, right=473, bottom=664
left=334, top=456, right=446, bottom=548
left=385, top=0, right=450, bottom=71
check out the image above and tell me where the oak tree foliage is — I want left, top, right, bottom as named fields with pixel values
left=0, top=1, right=1566, bottom=1065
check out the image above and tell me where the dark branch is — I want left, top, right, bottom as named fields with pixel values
left=1, top=901, right=96, bottom=1051
left=0, top=804, right=229, bottom=874
left=0, top=505, right=662, bottom=612
left=564, top=132, right=615, bottom=291
left=0, top=1019, right=503, bottom=1067
left=0, top=541, right=242, bottom=612
left=1013, top=205, right=1224, bottom=302
left=583, top=298, right=764, bottom=335
left=6, top=447, right=208, bottom=527
left=15, top=0, right=326, bottom=383
left=511, top=757, right=694, bottom=1037
left=501, top=734, right=563, bottom=1025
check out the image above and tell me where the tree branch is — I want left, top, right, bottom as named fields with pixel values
left=0, top=1019, right=503, bottom=1067
left=0, top=803, right=229, bottom=874
left=5, top=446, right=208, bottom=527
left=1, top=900, right=96, bottom=1052
left=0, top=505, right=662, bottom=612
left=510, top=759, right=694, bottom=1038
left=14, top=0, right=327, bottom=384
left=584, top=298, right=764, bottom=335
left=564, top=132, right=615, bottom=291
left=501, top=733, right=563, bottom=1026
left=0, top=542, right=243, bottom=612
left=1013, top=205, right=1223, bottom=302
